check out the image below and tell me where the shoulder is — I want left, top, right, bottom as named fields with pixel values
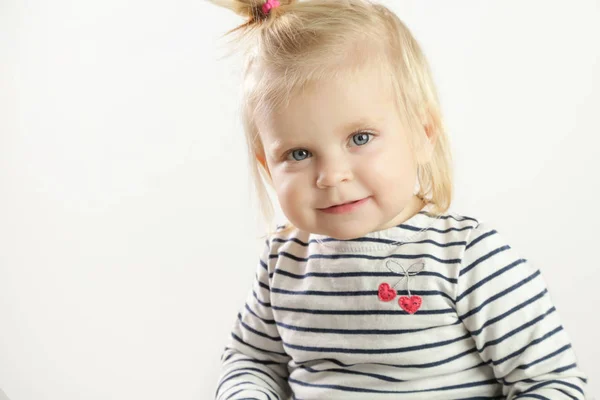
left=428, top=209, right=514, bottom=260
left=449, top=213, right=528, bottom=279
left=432, top=210, right=480, bottom=230
left=421, top=209, right=483, bottom=247
left=449, top=213, right=503, bottom=252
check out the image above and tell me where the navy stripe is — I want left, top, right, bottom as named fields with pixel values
left=257, top=280, right=270, bottom=292
left=516, top=344, right=572, bottom=370
left=271, top=304, right=456, bottom=315
left=477, top=307, right=556, bottom=352
left=275, top=319, right=462, bottom=335
left=218, top=371, right=279, bottom=399
left=220, top=367, right=280, bottom=390
left=252, top=290, right=271, bottom=308
left=460, top=245, right=511, bottom=276
left=224, top=383, right=276, bottom=400
left=466, top=229, right=497, bottom=250
left=227, top=383, right=277, bottom=400
left=227, top=356, right=285, bottom=368
left=459, top=270, right=541, bottom=320
left=549, top=363, right=578, bottom=375
left=469, top=288, right=548, bottom=335
left=456, top=258, right=527, bottom=302
left=238, top=313, right=282, bottom=342
left=299, top=364, right=406, bottom=383
left=272, top=237, right=312, bottom=246
left=288, top=376, right=497, bottom=394
left=282, top=332, right=471, bottom=354
left=271, top=269, right=458, bottom=284
left=273, top=236, right=468, bottom=248
left=224, top=388, right=248, bottom=399
left=231, top=332, right=289, bottom=358
left=557, top=388, right=579, bottom=400
left=520, top=379, right=584, bottom=396
left=491, top=325, right=563, bottom=366
left=398, top=224, right=474, bottom=234
left=244, top=303, right=275, bottom=324
left=271, top=287, right=455, bottom=302
left=271, top=251, right=461, bottom=264
left=422, top=213, right=478, bottom=224
left=259, top=259, right=268, bottom=270
left=294, top=346, right=479, bottom=369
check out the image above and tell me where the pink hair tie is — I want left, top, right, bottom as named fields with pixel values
left=262, top=0, right=281, bottom=15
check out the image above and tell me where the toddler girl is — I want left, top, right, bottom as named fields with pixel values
left=210, top=0, right=590, bottom=398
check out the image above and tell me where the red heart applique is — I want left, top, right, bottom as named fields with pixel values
left=399, top=295, right=422, bottom=314
left=378, top=283, right=397, bottom=302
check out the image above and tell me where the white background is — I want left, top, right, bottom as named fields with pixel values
left=1, top=0, right=598, bottom=399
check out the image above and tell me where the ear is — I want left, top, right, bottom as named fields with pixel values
left=425, top=123, right=437, bottom=144
left=256, top=152, right=271, bottom=178
left=417, top=123, right=437, bottom=164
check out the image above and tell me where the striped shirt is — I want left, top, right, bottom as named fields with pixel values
left=215, top=206, right=589, bottom=399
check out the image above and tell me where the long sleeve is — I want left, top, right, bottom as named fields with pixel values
left=455, top=221, right=589, bottom=399
left=215, top=238, right=292, bottom=400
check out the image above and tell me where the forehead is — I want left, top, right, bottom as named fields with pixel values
left=258, top=67, right=397, bottom=146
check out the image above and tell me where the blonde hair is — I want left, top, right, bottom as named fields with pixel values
left=209, top=0, right=453, bottom=232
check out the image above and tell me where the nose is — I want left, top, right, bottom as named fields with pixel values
left=316, top=155, right=354, bottom=189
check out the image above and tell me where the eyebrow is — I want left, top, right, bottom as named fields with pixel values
left=340, top=117, right=378, bottom=134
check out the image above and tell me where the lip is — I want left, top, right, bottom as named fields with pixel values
left=318, top=197, right=370, bottom=214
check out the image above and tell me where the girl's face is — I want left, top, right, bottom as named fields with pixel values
left=257, top=67, right=424, bottom=239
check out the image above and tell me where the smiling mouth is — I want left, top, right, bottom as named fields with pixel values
left=318, top=197, right=370, bottom=214
left=326, top=200, right=359, bottom=208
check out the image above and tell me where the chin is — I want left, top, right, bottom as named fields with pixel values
left=316, top=224, right=373, bottom=240
left=325, top=232, right=363, bottom=240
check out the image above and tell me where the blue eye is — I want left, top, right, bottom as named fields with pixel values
left=352, top=132, right=372, bottom=146
left=288, top=149, right=311, bottom=161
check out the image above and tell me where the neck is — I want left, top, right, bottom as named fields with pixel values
left=374, top=195, right=427, bottom=232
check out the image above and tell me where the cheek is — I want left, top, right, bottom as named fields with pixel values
left=358, top=145, right=417, bottom=208
left=272, top=171, right=311, bottom=210
left=363, top=146, right=416, bottom=185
